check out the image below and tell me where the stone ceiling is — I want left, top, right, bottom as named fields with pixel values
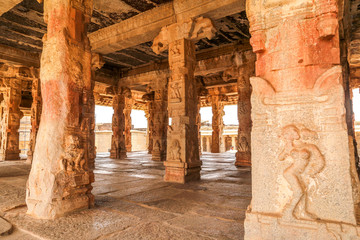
left=0, top=0, right=250, bottom=71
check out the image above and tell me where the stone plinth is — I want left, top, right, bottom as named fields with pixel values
left=26, top=0, right=94, bottom=219
left=245, top=0, right=360, bottom=238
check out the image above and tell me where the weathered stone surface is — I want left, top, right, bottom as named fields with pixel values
left=26, top=0, right=95, bottom=219
left=1, top=151, right=250, bottom=239
left=0, top=217, right=12, bottom=236
left=245, top=0, right=360, bottom=239
left=210, top=92, right=226, bottom=153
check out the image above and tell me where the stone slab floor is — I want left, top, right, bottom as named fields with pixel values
left=0, top=151, right=251, bottom=240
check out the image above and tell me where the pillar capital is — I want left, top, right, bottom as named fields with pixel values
left=152, top=16, right=216, bottom=54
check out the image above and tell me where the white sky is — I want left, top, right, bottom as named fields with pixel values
left=95, top=104, right=238, bottom=127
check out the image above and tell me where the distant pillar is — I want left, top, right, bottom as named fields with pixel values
left=0, top=78, right=22, bottom=161
left=210, top=93, right=226, bottom=153
left=151, top=76, right=168, bottom=161
left=124, top=97, right=132, bottom=152
left=235, top=65, right=252, bottom=167
left=27, top=78, right=41, bottom=164
left=152, top=17, right=216, bottom=183
left=143, top=89, right=154, bottom=154
left=110, top=87, right=130, bottom=159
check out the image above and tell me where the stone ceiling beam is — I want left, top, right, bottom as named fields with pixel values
left=89, top=0, right=245, bottom=54
left=0, top=44, right=40, bottom=68
left=0, top=0, right=22, bottom=16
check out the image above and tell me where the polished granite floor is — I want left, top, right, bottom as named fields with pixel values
left=0, top=151, right=251, bottom=240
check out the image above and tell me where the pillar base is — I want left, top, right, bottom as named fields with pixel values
left=235, top=152, right=251, bottom=167
left=164, top=161, right=201, bottom=183
left=26, top=195, right=90, bottom=220
left=0, top=151, right=20, bottom=161
left=26, top=171, right=93, bottom=219
left=245, top=212, right=360, bottom=240
left=110, top=151, right=126, bottom=159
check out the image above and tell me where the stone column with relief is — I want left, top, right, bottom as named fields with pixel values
left=151, top=75, right=168, bottom=161
left=245, top=0, right=360, bottom=238
left=26, top=0, right=95, bottom=219
left=124, top=97, right=132, bottom=152
left=143, top=88, right=154, bottom=154
left=110, top=87, right=130, bottom=159
left=210, top=93, right=226, bottom=153
left=27, top=78, right=41, bottom=164
left=152, top=17, right=216, bottom=183
left=0, top=77, right=22, bottom=161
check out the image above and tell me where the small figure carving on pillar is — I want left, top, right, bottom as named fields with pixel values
left=169, top=140, right=181, bottom=162
left=60, top=135, right=85, bottom=172
left=279, top=125, right=325, bottom=220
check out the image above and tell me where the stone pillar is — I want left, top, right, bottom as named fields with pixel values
left=152, top=17, right=216, bottom=183
left=26, top=0, right=94, bottom=219
left=211, top=94, right=225, bottom=153
left=110, top=87, right=130, bottom=159
left=124, top=97, right=132, bottom=152
left=245, top=0, right=360, bottom=239
left=231, top=136, right=236, bottom=149
left=235, top=54, right=254, bottom=166
left=143, top=90, right=154, bottom=154
left=0, top=78, right=22, bottom=161
left=206, top=136, right=211, bottom=152
left=151, top=77, right=168, bottom=161
left=27, top=78, right=42, bottom=164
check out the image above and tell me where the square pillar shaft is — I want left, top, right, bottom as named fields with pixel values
left=245, top=0, right=360, bottom=238
left=26, top=0, right=94, bottom=219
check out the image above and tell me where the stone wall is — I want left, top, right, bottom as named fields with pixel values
left=95, top=130, right=147, bottom=153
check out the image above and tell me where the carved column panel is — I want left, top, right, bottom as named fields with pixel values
left=152, top=17, right=215, bottom=183
left=210, top=94, right=225, bottom=153
left=27, top=78, right=42, bottom=164
left=245, top=0, right=360, bottom=239
left=124, top=97, right=132, bottom=152
left=145, top=100, right=154, bottom=154
left=0, top=78, right=22, bottom=161
left=26, top=0, right=94, bottom=219
left=235, top=54, right=254, bottom=167
left=151, top=78, right=168, bottom=161
left=110, top=87, right=130, bottom=159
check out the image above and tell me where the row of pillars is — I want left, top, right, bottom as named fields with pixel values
left=21, top=1, right=360, bottom=239
left=0, top=76, right=41, bottom=163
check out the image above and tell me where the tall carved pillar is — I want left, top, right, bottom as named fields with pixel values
left=152, top=17, right=216, bottom=183
left=235, top=51, right=255, bottom=167
left=110, top=87, right=130, bottom=159
left=27, top=78, right=42, bottom=164
left=210, top=94, right=225, bottom=153
left=87, top=54, right=104, bottom=170
left=0, top=78, right=22, bottom=161
left=151, top=76, right=168, bottom=161
left=26, top=0, right=94, bottom=219
left=124, top=97, right=132, bottom=152
left=143, top=89, right=154, bottom=154
left=245, top=0, right=360, bottom=239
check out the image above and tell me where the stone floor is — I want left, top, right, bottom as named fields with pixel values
left=0, top=151, right=251, bottom=240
